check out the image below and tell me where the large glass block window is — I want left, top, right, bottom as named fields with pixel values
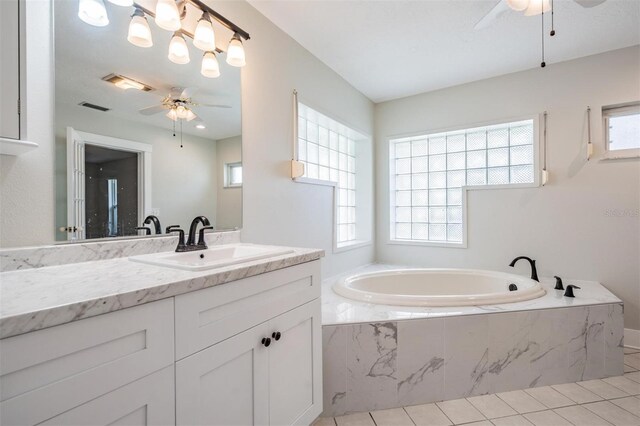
left=390, top=119, right=536, bottom=244
left=297, top=103, right=360, bottom=244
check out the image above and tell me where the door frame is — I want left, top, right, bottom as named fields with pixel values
left=66, top=127, right=152, bottom=240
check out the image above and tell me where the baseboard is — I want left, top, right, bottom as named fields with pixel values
left=625, top=328, right=640, bottom=349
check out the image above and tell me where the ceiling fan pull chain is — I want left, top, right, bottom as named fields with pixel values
left=180, top=120, right=184, bottom=148
left=550, top=0, right=556, bottom=36
left=541, top=0, right=546, bottom=68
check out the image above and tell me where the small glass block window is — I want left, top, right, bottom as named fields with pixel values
left=603, top=103, right=640, bottom=157
left=297, top=103, right=360, bottom=244
left=224, top=162, right=242, bottom=188
left=390, top=119, right=535, bottom=244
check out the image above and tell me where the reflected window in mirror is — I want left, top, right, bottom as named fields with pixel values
left=224, top=162, right=242, bottom=188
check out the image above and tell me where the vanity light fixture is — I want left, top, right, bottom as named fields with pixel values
left=127, top=7, right=153, bottom=48
left=168, top=32, right=190, bottom=64
left=155, top=0, right=182, bottom=31
left=78, top=0, right=109, bottom=27
left=226, top=33, right=246, bottom=67
left=102, top=73, right=154, bottom=91
left=201, top=51, right=220, bottom=78
left=193, top=12, right=216, bottom=51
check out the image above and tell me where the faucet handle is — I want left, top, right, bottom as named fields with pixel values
left=165, top=225, right=180, bottom=234
left=564, top=285, right=580, bottom=298
left=135, top=226, right=151, bottom=235
left=554, top=276, right=564, bottom=290
left=167, top=227, right=186, bottom=251
left=197, top=226, right=214, bottom=247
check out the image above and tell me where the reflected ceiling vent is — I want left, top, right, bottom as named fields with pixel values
left=79, top=102, right=110, bottom=112
left=102, top=73, right=154, bottom=91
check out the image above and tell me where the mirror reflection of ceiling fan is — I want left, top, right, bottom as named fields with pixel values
left=139, top=87, right=231, bottom=123
left=475, top=0, right=607, bottom=30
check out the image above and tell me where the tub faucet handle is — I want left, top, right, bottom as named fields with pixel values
left=564, top=285, right=580, bottom=298
left=554, top=276, right=564, bottom=290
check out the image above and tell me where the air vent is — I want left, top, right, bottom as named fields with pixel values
left=79, top=102, right=110, bottom=112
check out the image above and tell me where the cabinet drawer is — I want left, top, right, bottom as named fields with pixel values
left=40, top=366, right=175, bottom=426
left=175, top=260, right=320, bottom=359
left=0, top=299, right=174, bottom=426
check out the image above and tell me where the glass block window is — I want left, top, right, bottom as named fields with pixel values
left=390, top=119, right=536, bottom=244
left=297, top=103, right=360, bottom=244
left=603, top=103, right=640, bottom=155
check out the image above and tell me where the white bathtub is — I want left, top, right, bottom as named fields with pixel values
left=333, top=268, right=546, bottom=307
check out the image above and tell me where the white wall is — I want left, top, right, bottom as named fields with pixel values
left=54, top=103, right=218, bottom=240
left=215, top=135, right=242, bottom=230
left=375, top=46, right=640, bottom=330
left=0, top=0, right=54, bottom=247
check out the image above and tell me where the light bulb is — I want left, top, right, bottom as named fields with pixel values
left=127, top=8, right=152, bottom=48
left=166, top=109, right=178, bottom=121
left=78, top=0, right=109, bottom=27
left=506, top=0, right=529, bottom=11
left=201, top=51, right=220, bottom=78
left=168, top=32, right=190, bottom=64
left=107, top=0, right=133, bottom=6
left=193, top=12, right=216, bottom=51
left=176, top=105, right=189, bottom=119
left=524, top=0, right=551, bottom=16
left=155, top=0, right=181, bottom=31
left=226, top=34, right=246, bottom=67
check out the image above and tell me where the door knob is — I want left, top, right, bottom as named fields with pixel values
left=272, top=331, right=281, bottom=341
left=261, top=337, right=271, bottom=347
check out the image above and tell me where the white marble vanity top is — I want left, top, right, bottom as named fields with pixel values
left=0, top=244, right=324, bottom=339
left=322, top=264, right=623, bottom=325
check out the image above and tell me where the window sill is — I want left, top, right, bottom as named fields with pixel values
left=292, top=176, right=337, bottom=187
left=600, top=149, right=640, bottom=161
left=387, top=239, right=467, bottom=249
left=334, top=239, right=372, bottom=253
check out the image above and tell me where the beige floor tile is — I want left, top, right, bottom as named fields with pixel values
left=625, top=348, right=640, bottom=355
left=626, top=372, right=640, bottom=384
left=523, top=410, right=573, bottom=426
left=490, top=414, right=534, bottom=426
left=335, top=412, right=376, bottom=426
left=626, top=354, right=640, bottom=370
left=436, top=399, right=485, bottom=424
left=578, top=379, right=630, bottom=399
left=496, top=390, right=547, bottom=414
left=552, top=383, right=603, bottom=404
left=625, top=365, right=638, bottom=373
left=610, top=396, right=640, bottom=417
left=463, top=422, right=493, bottom=426
left=604, top=376, right=640, bottom=395
left=583, top=401, right=640, bottom=426
left=370, top=408, right=414, bottom=426
left=554, top=405, right=613, bottom=425
left=313, top=417, right=337, bottom=426
left=467, top=394, right=517, bottom=419
left=404, top=404, right=452, bottom=426
left=524, top=386, right=575, bottom=409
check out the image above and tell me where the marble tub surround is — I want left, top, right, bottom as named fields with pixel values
left=0, top=230, right=241, bottom=272
left=322, top=264, right=623, bottom=325
left=0, top=244, right=323, bottom=339
left=320, top=265, right=624, bottom=416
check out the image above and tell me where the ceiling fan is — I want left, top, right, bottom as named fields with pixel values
left=139, top=87, right=231, bottom=123
left=475, top=0, right=606, bottom=30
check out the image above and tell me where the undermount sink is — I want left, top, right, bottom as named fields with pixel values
left=129, top=244, right=294, bottom=271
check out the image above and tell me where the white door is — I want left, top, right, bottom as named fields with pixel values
left=66, top=127, right=86, bottom=240
left=268, top=300, right=323, bottom=426
left=0, top=0, right=20, bottom=140
left=176, top=322, right=270, bottom=426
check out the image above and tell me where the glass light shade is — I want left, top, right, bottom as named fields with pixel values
left=226, top=34, right=246, bottom=67
left=524, top=0, right=551, bottom=16
left=78, top=0, right=109, bottom=27
left=166, top=108, right=178, bottom=121
left=155, top=0, right=181, bottom=31
left=107, top=0, right=133, bottom=6
left=127, top=10, right=153, bottom=48
left=176, top=105, right=189, bottom=119
left=168, top=32, right=190, bottom=64
left=506, top=0, right=529, bottom=11
left=201, top=51, right=220, bottom=78
left=193, top=13, right=216, bottom=51
left=185, top=109, right=197, bottom=121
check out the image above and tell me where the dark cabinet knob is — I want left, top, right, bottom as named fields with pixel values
left=261, top=337, right=271, bottom=347
left=272, top=331, right=281, bottom=341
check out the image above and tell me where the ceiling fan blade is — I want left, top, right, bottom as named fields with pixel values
left=196, top=104, right=232, bottom=109
left=169, top=87, right=184, bottom=99
left=573, top=0, right=606, bottom=7
left=180, top=87, right=198, bottom=100
left=139, top=104, right=169, bottom=115
left=474, top=0, right=510, bottom=30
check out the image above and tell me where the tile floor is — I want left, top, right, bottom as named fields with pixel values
left=314, top=348, right=640, bottom=426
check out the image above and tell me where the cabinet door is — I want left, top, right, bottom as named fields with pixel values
left=0, top=0, right=21, bottom=139
left=39, top=366, right=175, bottom=426
left=268, top=300, right=322, bottom=426
left=176, top=322, right=270, bottom=426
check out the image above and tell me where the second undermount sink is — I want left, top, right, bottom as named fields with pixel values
left=129, top=244, right=294, bottom=272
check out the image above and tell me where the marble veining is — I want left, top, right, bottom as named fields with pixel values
left=0, top=243, right=323, bottom=339
left=0, top=230, right=241, bottom=272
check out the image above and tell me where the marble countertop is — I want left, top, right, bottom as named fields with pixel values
left=0, top=244, right=324, bottom=339
left=322, top=264, right=623, bottom=325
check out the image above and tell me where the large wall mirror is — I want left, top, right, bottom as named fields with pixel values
left=54, top=0, right=242, bottom=242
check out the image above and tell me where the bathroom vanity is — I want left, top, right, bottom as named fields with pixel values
left=0, top=235, right=324, bottom=426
